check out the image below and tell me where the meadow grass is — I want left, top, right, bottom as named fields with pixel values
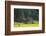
left=14, top=21, right=39, bottom=27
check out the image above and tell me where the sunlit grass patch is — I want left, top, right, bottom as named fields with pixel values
left=14, top=21, right=39, bottom=27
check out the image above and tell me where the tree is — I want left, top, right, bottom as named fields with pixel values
left=14, top=8, right=39, bottom=24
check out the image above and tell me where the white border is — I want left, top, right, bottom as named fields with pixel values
left=11, top=5, right=42, bottom=31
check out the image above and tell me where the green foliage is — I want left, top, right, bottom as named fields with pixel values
left=14, top=9, right=39, bottom=23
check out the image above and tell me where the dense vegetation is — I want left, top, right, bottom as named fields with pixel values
left=14, top=8, right=39, bottom=24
